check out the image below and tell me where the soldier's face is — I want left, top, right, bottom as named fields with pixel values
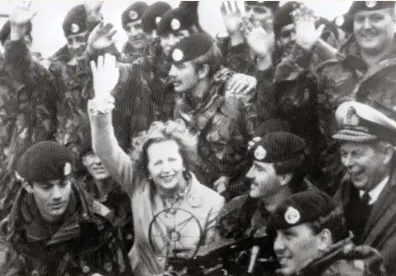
left=160, top=30, right=190, bottom=56
left=82, top=152, right=111, bottom=180
left=277, top=24, right=296, bottom=55
left=146, top=140, right=185, bottom=193
left=169, top=62, right=200, bottom=93
left=66, top=32, right=88, bottom=60
left=274, top=224, right=321, bottom=275
left=245, top=4, right=274, bottom=31
left=340, top=142, right=390, bottom=192
left=30, top=178, right=72, bottom=223
left=246, top=161, right=282, bottom=198
left=126, top=20, right=148, bottom=50
left=354, top=8, right=395, bottom=55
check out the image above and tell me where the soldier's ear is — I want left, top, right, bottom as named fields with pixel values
left=278, top=173, right=293, bottom=187
left=197, top=64, right=210, bottom=80
left=383, top=143, right=394, bottom=166
left=24, top=184, right=33, bottom=194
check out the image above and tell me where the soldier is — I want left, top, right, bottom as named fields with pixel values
left=79, top=130, right=134, bottom=253
left=216, top=132, right=315, bottom=275
left=267, top=190, right=387, bottom=276
left=120, top=2, right=149, bottom=63
left=0, top=4, right=58, bottom=219
left=169, top=33, right=254, bottom=195
left=332, top=101, right=396, bottom=274
left=218, top=1, right=280, bottom=75
left=0, top=141, right=132, bottom=276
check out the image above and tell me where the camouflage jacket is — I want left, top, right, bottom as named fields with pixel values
left=173, top=68, right=254, bottom=188
left=217, top=177, right=315, bottom=239
left=0, top=183, right=133, bottom=276
left=81, top=176, right=134, bottom=253
left=0, top=40, right=58, bottom=220
left=296, top=237, right=387, bottom=276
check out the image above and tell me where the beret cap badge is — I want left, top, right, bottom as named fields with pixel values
left=172, top=48, right=184, bottom=62
left=171, top=18, right=181, bottom=31
left=254, top=145, right=267, bottom=161
left=284, top=206, right=301, bottom=225
left=129, top=10, right=138, bottom=20
left=366, top=1, right=377, bottom=8
left=335, top=16, right=345, bottom=27
left=155, top=16, right=162, bottom=25
left=64, top=162, right=72, bottom=176
left=71, top=23, right=80, bottom=34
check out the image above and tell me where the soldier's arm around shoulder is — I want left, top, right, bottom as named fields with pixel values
left=0, top=238, right=26, bottom=276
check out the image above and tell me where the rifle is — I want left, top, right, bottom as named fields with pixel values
left=162, top=234, right=278, bottom=276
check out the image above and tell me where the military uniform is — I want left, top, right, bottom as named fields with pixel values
left=216, top=132, right=315, bottom=275
left=0, top=141, right=132, bottom=276
left=266, top=190, right=387, bottom=276
left=0, top=39, right=57, bottom=220
left=332, top=101, right=396, bottom=274
left=170, top=35, right=253, bottom=191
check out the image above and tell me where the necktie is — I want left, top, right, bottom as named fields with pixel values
left=361, top=192, right=371, bottom=206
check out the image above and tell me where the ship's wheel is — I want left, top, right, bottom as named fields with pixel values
left=148, top=207, right=203, bottom=260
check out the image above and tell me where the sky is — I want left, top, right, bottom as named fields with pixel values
left=0, top=1, right=353, bottom=57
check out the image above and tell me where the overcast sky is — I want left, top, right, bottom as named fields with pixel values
left=0, top=1, right=353, bottom=57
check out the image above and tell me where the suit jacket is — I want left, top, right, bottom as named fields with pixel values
left=335, top=168, right=396, bottom=274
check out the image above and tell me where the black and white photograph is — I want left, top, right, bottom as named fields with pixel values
left=0, top=1, right=394, bottom=275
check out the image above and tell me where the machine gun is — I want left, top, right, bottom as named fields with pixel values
left=163, top=234, right=278, bottom=276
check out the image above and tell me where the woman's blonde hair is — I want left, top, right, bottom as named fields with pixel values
left=130, top=120, right=198, bottom=188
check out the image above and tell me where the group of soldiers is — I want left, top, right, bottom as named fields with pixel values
left=0, top=0, right=395, bottom=275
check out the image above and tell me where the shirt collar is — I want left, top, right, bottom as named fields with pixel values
left=360, top=176, right=389, bottom=205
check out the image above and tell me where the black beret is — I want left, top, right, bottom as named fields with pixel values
left=122, top=2, right=149, bottom=30
left=157, top=7, right=195, bottom=36
left=245, top=1, right=281, bottom=12
left=0, top=20, right=32, bottom=46
left=333, top=101, right=396, bottom=144
left=254, top=119, right=291, bottom=138
left=63, top=4, right=88, bottom=37
left=349, top=1, right=395, bottom=16
left=142, top=2, right=172, bottom=33
left=178, top=1, right=200, bottom=23
left=273, top=1, right=301, bottom=37
left=170, top=33, right=214, bottom=64
left=250, top=132, right=305, bottom=163
left=267, top=191, right=337, bottom=232
left=17, top=141, right=75, bottom=183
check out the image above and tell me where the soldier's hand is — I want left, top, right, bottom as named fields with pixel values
left=214, top=176, right=230, bottom=194
left=90, top=54, right=118, bottom=111
left=221, top=1, right=244, bottom=34
left=88, top=22, right=117, bottom=51
left=248, top=137, right=261, bottom=150
left=242, top=17, right=274, bottom=58
left=84, top=1, right=104, bottom=23
left=227, top=73, right=257, bottom=96
left=9, top=1, right=37, bottom=26
left=292, top=5, right=325, bottom=51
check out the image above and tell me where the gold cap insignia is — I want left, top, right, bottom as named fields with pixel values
left=129, top=10, right=138, bottom=20
left=71, top=23, right=80, bottom=34
left=155, top=16, right=162, bottom=25
left=284, top=206, right=301, bottom=225
left=345, top=107, right=360, bottom=126
left=366, top=1, right=377, bottom=8
left=64, top=162, right=72, bottom=176
left=335, top=16, right=344, bottom=27
left=254, top=145, right=267, bottom=161
left=171, top=18, right=181, bottom=31
left=172, top=48, right=184, bottom=62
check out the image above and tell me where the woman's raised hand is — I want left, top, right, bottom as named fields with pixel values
left=89, top=54, right=119, bottom=112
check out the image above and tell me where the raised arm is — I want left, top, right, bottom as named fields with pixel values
left=88, top=54, right=136, bottom=196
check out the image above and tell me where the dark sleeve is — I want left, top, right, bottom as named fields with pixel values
left=0, top=239, right=26, bottom=276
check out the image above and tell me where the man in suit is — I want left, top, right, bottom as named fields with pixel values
left=333, top=101, right=396, bottom=274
